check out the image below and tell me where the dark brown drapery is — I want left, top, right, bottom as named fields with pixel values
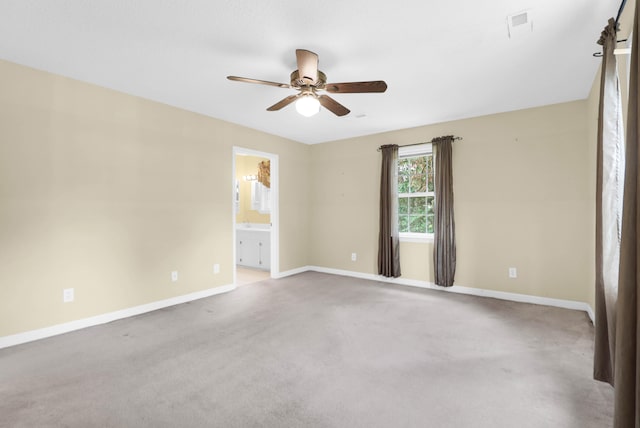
left=432, top=136, right=456, bottom=287
left=594, top=18, right=625, bottom=387
left=613, top=3, right=640, bottom=425
left=378, top=144, right=401, bottom=278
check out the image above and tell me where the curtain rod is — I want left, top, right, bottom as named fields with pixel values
left=377, top=136, right=462, bottom=152
left=593, top=0, right=628, bottom=57
left=615, top=0, right=627, bottom=26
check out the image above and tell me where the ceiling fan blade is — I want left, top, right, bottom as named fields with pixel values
left=318, top=95, right=350, bottom=116
left=325, top=81, right=388, bottom=93
left=227, top=76, right=290, bottom=89
left=267, top=94, right=300, bottom=111
left=296, top=49, right=319, bottom=84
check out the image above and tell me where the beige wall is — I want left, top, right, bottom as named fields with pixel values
left=310, top=101, right=593, bottom=303
left=235, top=155, right=271, bottom=225
left=0, top=49, right=613, bottom=338
left=0, top=59, right=310, bottom=336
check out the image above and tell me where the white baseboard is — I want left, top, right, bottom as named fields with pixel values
left=1, top=266, right=597, bottom=350
left=306, top=266, right=595, bottom=321
left=273, top=266, right=310, bottom=279
left=0, top=283, right=236, bottom=350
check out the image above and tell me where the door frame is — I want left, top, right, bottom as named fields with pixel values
left=232, top=146, right=279, bottom=284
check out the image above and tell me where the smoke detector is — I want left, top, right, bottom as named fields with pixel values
left=507, top=10, right=533, bottom=38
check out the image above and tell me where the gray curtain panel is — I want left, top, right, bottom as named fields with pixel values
left=594, top=18, right=625, bottom=387
left=433, top=136, right=456, bottom=287
left=378, top=144, right=401, bottom=278
left=613, top=3, right=640, bottom=426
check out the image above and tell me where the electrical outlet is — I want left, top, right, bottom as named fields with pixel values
left=171, top=271, right=178, bottom=282
left=213, top=264, right=220, bottom=274
left=351, top=253, right=357, bottom=262
left=63, top=288, right=74, bottom=303
left=509, top=267, right=517, bottom=278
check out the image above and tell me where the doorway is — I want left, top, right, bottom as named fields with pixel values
left=232, top=147, right=279, bottom=286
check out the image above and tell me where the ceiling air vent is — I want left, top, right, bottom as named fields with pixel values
left=507, top=10, right=533, bottom=39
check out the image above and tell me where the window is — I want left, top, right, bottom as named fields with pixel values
left=398, top=144, right=434, bottom=238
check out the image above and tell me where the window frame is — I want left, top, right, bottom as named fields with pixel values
left=397, top=143, right=434, bottom=242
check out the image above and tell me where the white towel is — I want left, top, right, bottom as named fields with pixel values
left=251, top=181, right=260, bottom=210
left=251, top=181, right=271, bottom=213
left=260, top=186, right=271, bottom=213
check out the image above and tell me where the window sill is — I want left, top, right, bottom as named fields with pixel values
left=400, top=234, right=434, bottom=243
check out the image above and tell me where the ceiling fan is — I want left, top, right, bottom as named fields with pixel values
left=227, top=49, right=387, bottom=117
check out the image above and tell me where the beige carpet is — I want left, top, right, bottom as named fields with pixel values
left=0, top=272, right=613, bottom=427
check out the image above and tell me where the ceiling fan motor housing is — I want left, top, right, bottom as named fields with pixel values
left=291, top=70, right=326, bottom=89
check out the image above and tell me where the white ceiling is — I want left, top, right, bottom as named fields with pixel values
left=0, top=0, right=622, bottom=144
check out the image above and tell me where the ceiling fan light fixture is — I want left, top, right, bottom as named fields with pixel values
left=295, top=95, right=320, bottom=117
